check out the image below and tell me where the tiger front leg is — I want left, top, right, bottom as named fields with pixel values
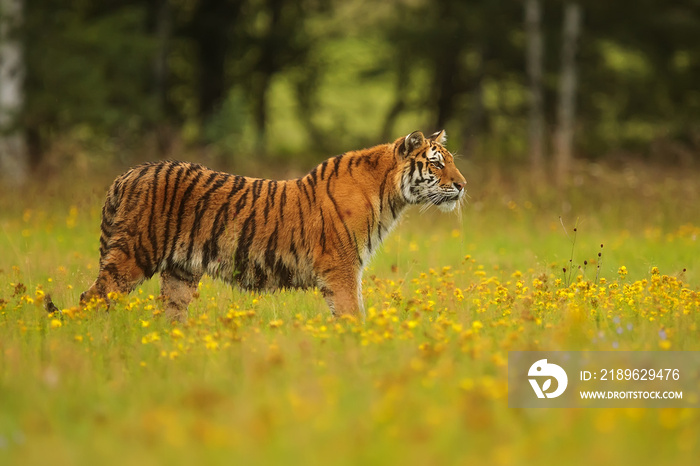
left=319, top=266, right=365, bottom=319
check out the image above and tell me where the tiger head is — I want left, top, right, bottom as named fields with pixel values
left=396, top=130, right=467, bottom=212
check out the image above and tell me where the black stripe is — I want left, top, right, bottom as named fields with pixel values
left=389, top=198, right=399, bottom=219
left=289, top=231, right=299, bottom=265
left=366, top=221, right=372, bottom=253
left=408, top=158, right=417, bottom=180
left=378, top=174, right=388, bottom=215
left=263, top=180, right=278, bottom=222
left=147, top=162, right=166, bottom=264
left=233, top=188, right=249, bottom=215
left=111, top=238, right=132, bottom=257
left=99, top=236, right=108, bottom=257
left=203, top=175, right=241, bottom=272
left=296, top=196, right=306, bottom=240
left=231, top=175, right=246, bottom=194
left=415, top=161, right=426, bottom=182
left=352, top=232, right=362, bottom=266
left=133, top=242, right=155, bottom=278
left=102, top=263, right=121, bottom=281
left=137, top=164, right=152, bottom=179
left=186, top=173, right=225, bottom=263
left=202, top=207, right=227, bottom=271
left=122, top=170, right=144, bottom=213
left=252, top=179, right=263, bottom=199
left=264, top=223, right=279, bottom=269
left=166, top=170, right=203, bottom=264
left=308, top=167, right=318, bottom=187
left=332, top=154, right=343, bottom=178
left=160, top=162, right=178, bottom=216
left=297, top=179, right=312, bottom=207
left=325, top=177, right=358, bottom=263
left=279, top=183, right=287, bottom=221
left=162, top=165, right=187, bottom=258
left=234, top=209, right=257, bottom=285
left=319, top=209, right=326, bottom=254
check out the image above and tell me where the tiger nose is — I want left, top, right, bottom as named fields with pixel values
left=453, top=181, right=466, bottom=192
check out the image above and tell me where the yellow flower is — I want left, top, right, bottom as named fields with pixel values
left=269, top=319, right=284, bottom=329
left=141, top=332, right=160, bottom=344
left=204, top=335, right=219, bottom=351
left=459, top=378, right=475, bottom=391
left=50, top=319, right=62, bottom=329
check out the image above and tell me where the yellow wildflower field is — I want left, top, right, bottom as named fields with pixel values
left=1, top=167, right=699, bottom=465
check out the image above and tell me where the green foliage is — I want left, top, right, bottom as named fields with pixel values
left=14, top=0, right=700, bottom=163
left=24, top=4, right=158, bottom=141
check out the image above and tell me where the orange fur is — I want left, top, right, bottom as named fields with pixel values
left=56, top=131, right=466, bottom=321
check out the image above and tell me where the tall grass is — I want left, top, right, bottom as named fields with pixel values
left=1, top=160, right=699, bottom=465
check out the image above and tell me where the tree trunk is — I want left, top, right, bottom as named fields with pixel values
left=554, top=2, right=582, bottom=187
left=190, top=0, right=241, bottom=124
left=525, top=0, right=545, bottom=182
left=150, top=0, right=174, bottom=156
left=0, top=0, right=27, bottom=186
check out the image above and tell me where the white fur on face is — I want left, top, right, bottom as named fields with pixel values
left=401, top=148, right=462, bottom=209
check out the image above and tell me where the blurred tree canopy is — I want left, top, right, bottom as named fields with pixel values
left=6, top=0, right=700, bottom=176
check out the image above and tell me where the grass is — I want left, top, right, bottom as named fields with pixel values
left=1, top=160, right=700, bottom=465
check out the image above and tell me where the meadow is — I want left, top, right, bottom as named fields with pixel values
left=1, top=160, right=699, bottom=465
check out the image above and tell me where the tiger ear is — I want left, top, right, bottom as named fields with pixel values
left=429, top=129, right=447, bottom=145
left=402, top=131, right=425, bottom=156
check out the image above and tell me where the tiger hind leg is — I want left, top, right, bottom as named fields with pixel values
left=80, top=252, right=147, bottom=307
left=160, top=270, right=201, bottom=323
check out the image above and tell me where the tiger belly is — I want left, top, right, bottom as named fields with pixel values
left=184, top=233, right=318, bottom=293
left=213, top=251, right=317, bottom=292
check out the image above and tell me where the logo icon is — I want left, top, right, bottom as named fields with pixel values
left=528, top=359, right=568, bottom=398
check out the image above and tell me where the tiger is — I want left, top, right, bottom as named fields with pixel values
left=45, top=130, right=466, bottom=322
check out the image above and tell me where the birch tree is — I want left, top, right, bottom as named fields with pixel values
left=525, top=0, right=545, bottom=182
left=554, top=2, right=582, bottom=186
left=0, top=0, right=27, bottom=186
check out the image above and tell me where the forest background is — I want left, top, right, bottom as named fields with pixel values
left=1, top=0, right=699, bottom=184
